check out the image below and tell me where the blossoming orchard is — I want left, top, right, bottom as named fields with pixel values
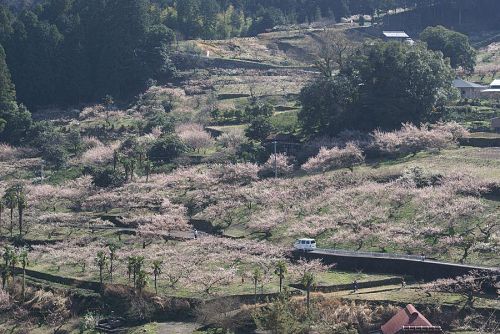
left=1, top=7, right=499, bottom=330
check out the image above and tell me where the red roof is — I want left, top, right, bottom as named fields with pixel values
left=381, top=305, right=441, bottom=334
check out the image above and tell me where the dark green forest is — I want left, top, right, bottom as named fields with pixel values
left=0, top=0, right=498, bottom=112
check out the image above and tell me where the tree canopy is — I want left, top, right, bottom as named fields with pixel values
left=0, top=0, right=176, bottom=108
left=420, top=25, right=476, bottom=73
left=299, top=41, right=455, bottom=136
left=0, top=43, right=31, bottom=143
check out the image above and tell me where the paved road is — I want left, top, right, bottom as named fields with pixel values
left=309, top=248, right=500, bottom=272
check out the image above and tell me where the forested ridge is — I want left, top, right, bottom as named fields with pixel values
left=0, top=0, right=498, bottom=110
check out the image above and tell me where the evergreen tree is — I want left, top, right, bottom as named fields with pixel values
left=0, top=43, right=31, bottom=143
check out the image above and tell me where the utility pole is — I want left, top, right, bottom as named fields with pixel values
left=273, top=140, right=278, bottom=179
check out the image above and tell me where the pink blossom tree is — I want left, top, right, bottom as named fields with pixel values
left=302, top=143, right=364, bottom=174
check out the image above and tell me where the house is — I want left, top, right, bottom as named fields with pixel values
left=453, top=79, right=487, bottom=99
left=380, top=304, right=443, bottom=334
left=492, top=117, right=500, bottom=132
left=482, top=79, right=500, bottom=99
left=383, top=31, right=413, bottom=44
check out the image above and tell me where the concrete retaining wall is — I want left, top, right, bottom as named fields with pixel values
left=172, top=53, right=314, bottom=71
left=293, top=250, right=498, bottom=281
left=290, top=277, right=402, bottom=293
left=459, top=137, right=500, bottom=147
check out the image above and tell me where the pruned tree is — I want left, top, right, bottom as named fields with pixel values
left=274, top=260, right=287, bottom=293
left=301, top=271, right=315, bottom=313
left=2, top=187, right=16, bottom=237
left=108, top=243, right=119, bottom=283
left=94, top=251, right=108, bottom=285
left=252, top=268, right=262, bottom=305
left=152, top=260, right=162, bottom=294
left=19, top=248, right=28, bottom=301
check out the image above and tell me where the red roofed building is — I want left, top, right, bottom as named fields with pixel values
left=380, top=305, right=443, bottom=334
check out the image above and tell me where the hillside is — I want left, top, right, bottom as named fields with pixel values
left=0, top=3, right=499, bottom=334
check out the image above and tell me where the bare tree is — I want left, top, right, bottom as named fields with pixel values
left=313, top=31, right=357, bottom=77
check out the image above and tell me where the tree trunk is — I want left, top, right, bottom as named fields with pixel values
left=154, top=273, right=158, bottom=294
left=99, top=267, right=103, bottom=284
left=22, top=266, right=26, bottom=301
left=279, top=275, right=283, bottom=293
left=110, top=259, right=114, bottom=283
left=18, top=206, right=23, bottom=236
left=10, top=208, right=13, bottom=237
left=306, top=287, right=311, bottom=313
left=254, top=280, right=258, bottom=305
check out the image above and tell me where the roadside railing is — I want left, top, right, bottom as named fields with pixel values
left=315, top=248, right=424, bottom=261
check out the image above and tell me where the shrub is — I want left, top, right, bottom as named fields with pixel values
left=0, top=289, right=11, bottom=312
left=148, top=134, right=187, bottom=162
left=302, top=143, right=364, bottom=174
left=42, top=144, right=68, bottom=168
left=79, top=311, right=102, bottom=332
left=89, top=167, right=125, bottom=188
left=81, top=136, right=103, bottom=150
left=0, top=143, right=21, bottom=160
left=245, top=116, right=274, bottom=142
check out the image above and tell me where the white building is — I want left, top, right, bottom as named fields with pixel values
left=482, top=79, right=500, bottom=99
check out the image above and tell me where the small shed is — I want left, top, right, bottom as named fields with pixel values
left=452, top=79, right=487, bottom=99
left=492, top=117, right=500, bottom=132
left=380, top=304, right=442, bottom=334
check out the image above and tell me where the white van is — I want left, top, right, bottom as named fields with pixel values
left=294, top=238, right=317, bottom=251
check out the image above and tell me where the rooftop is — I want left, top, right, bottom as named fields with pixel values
left=453, top=78, right=486, bottom=89
left=383, top=31, right=409, bottom=38
left=490, top=79, right=500, bottom=87
left=381, top=304, right=441, bottom=334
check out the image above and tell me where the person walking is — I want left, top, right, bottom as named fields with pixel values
left=353, top=279, right=358, bottom=293
left=194, top=229, right=198, bottom=240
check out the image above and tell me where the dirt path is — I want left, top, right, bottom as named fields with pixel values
left=155, top=322, right=200, bottom=333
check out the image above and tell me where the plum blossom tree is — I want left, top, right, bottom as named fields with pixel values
left=247, top=210, right=285, bottom=239
left=176, top=123, right=215, bottom=153
left=211, top=163, right=259, bottom=185
left=216, top=129, right=247, bottom=151
left=302, top=143, right=364, bottom=174
left=424, top=270, right=498, bottom=309
left=259, top=153, right=294, bottom=178
left=372, top=123, right=464, bottom=157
